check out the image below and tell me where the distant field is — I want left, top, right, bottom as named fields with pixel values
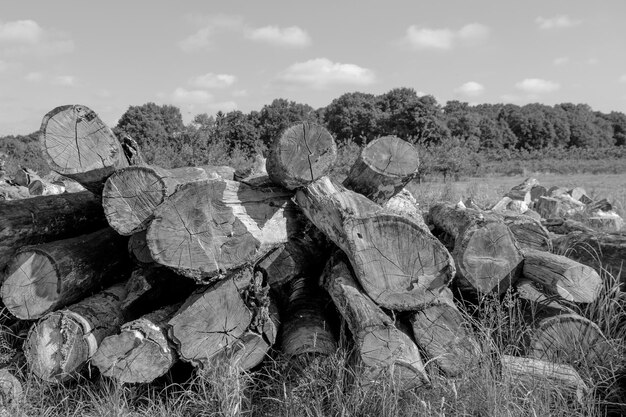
left=409, top=173, right=626, bottom=216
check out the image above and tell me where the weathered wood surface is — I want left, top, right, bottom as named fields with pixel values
left=515, top=279, right=576, bottom=313
left=1, top=228, right=130, bottom=320
left=91, top=303, right=179, bottom=384
left=267, top=122, right=337, bottom=190
left=502, top=213, right=552, bottom=251
left=39, top=105, right=129, bottom=194
left=383, top=188, right=430, bottom=232
left=535, top=195, right=584, bottom=219
left=505, top=177, right=538, bottom=203
left=128, top=230, right=154, bottom=264
left=295, top=177, right=455, bottom=310
left=0, top=368, right=22, bottom=406
left=429, top=203, right=523, bottom=294
left=543, top=218, right=595, bottom=235
left=0, top=191, right=107, bottom=271
left=147, top=179, right=301, bottom=282
left=28, top=178, right=66, bottom=196
left=409, top=287, right=481, bottom=377
left=342, top=136, right=419, bottom=204
left=321, top=254, right=429, bottom=388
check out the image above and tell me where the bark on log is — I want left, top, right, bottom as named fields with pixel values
left=119, top=134, right=146, bottom=166
left=515, top=279, right=576, bottom=313
left=128, top=230, right=154, bottom=264
left=535, top=196, right=584, bottom=219
left=383, top=188, right=429, bottom=232
left=0, top=369, right=22, bottom=406
left=167, top=267, right=274, bottom=367
left=530, top=185, right=547, bottom=203
left=409, top=287, right=481, bottom=377
left=295, top=177, right=455, bottom=310
left=24, top=282, right=129, bottom=382
left=505, top=178, right=538, bottom=203
left=542, top=218, right=595, bottom=235
left=28, top=178, right=66, bottom=196
left=521, top=249, right=601, bottom=303
left=502, top=213, right=552, bottom=251
left=0, top=191, right=107, bottom=271
left=429, top=203, right=523, bottom=294
left=586, top=213, right=624, bottom=233
left=103, top=165, right=213, bottom=235
left=39, top=105, right=129, bottom=194
left=568, top=187, right=591, bottom=204
left=91, top=303, right=180, bottom=383
left=267, top=122, right=337, bottom=190
left=320, top=253, right=428, bottom=388
left=342, top=136, right=419, bottom=204
left=552, top=232, right=626, bottom=287
left=1, top=228, right=131, bottom=320
left=147, top=179, right=301, bottom=283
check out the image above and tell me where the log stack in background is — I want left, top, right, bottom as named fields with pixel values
left=0, top=104, right=620, bottom=393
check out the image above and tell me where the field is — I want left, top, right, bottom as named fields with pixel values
left=2, top=173, right=626, bottom=417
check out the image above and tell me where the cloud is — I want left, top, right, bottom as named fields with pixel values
left=619, top=74, right=626, bottom=83
left=246, top=25, right=311, bottom=47
left=278, top=58, right=375, bottom=89
left=53, top=75, right=75, bottom=86
left=189, top=73, right=236, bottom=88
left=0, top=19, right=73, bottom=56
left=179, top=15, right=243, bottom=52
left=515, top=78, right=560, bottom=94
left=24, top=71, right=44, bottom=82
left=170, top=87, right=238, bottom=117
left=172, top=88, right=215, bottom=104
left=553, top=56, right=569, bottom=65
left=536, top=15, right=581, bottom=29
left=405, top=23, right=490, bottom=50
left=455, top=81, right=485, bottom=97
left=0, top=60, right=7, bottom=72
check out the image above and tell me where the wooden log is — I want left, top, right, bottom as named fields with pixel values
left=39, top=105, right=129, bottom=194
left=91, top=303, right=180, bottom=384
left=1, top=228, right=131, bottom=320
left=0, top=368, right=22, bottom=407
left=505, top=177, right=538, bottom=203
left=24, top=282, right=130, bottom=382
left=535, top=195, right=584, bottom=219
left=586, top=213, right=624, bottom=233
left=552, top=232, right=626, bottom=287
left=429, top=203, right=523, bottom=294
left=383, top=188, right=429, bottom=232
left=587, top=199, right=612, bottom=213
left=502, top=213, right=552, bottom=251
left=409, top=287, right=481, bottom=377
left=320, top=254, right=428, bottom=387
left=500, top=355, right=588, bottom=399
left=147, top=179, right=301, bottom=283
left=267, top=122, right=337, bottom=190
left=547, top=186, right=568, bottom=197
left=342, top=136, right=419, bottom=204
left=118, top=134, right=146, bottom=166
left=521, top=249, right=601, bottom=303
left=295, top=177, right=455, bottom=310
left=28, top=178, right=66, bottom=196
left=102, top=165, right=212, bottom=236
left=167, top=267, right=274, bottom=367
left=515, top=279, right=576, bottom=313
left=568, top=187, right=591, bottom=204
left=128, top=230, right=154, bottom=264
left=529, top=185, right=547, bottom=203
left=542, top=218, right=595, bottom=235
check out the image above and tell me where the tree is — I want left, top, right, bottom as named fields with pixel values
left=324, top=92, right=381, bottom=145
left=115, top=103, right=185, bottom=150
left=257, top=99, right=317, bottom=148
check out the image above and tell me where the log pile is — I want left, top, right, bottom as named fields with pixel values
left=0, top=104, right=616, bottom=395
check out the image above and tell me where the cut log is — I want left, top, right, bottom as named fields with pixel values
left=409, top=287, right=481, bottom=377
left=535, top=195, right=584, bottom=219
left=0, top=369, right=22, bottom=407
left=568, top=187, right=591, bottom=204
left=24, top=282, right=130, bottom=382
left=543, top=218, right=595, bottom=235
left=521, top=249, right=601, bottom=303
left=0, top=191, right=106, bottom=271
left=505, top=177, right=538, bottom=203
left=295, top=177, right=455, bottom=310
left=547, top=186, right=568, bottom=197
left=28, top=178, right=66, bottom=196
left=501, top=213, right=552, bottom=251
left=383, top=188, right=429, bottom=232
left=102, top=165, right=212, bottom=235
left=1, top=228, right=131, bottom=320
left=516, top=279, right=576, bottom=313
left=147, top=179, right=301, bottom=283
left=128, top=230, right=154, bottom=264
left=500, top=355, right=588, bottom=399
left=280, top=275, right=337, bottom=358
left=167, top=267, right=274, bottom=367
left=39, top=105, right=129, bottom=194
left=429, top=203, right=523, bottom=294
left=91, top=303, right=180, bottom=384
left=320, top=253, right=428, bottom=388
left=118, top=134, right=146, bottom=166
left=267, top=122, right=337, bottom=190
left=342, top=136, right=419, bottom=204
left=552, top=232, right=626, bottom=287
left=586, top=212, right=624, bottom=233
left=529, top=185, right=547, bottom=203
left=587, top=199, right=612, bottom=213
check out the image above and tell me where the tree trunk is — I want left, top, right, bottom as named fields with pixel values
left=24, top=282, right=130, bottom=382
left=383, top=188, right=430, bottom=232
left=321, top=253, right=429, bottom=388
left=502, top=213, right=552, bottom=251
left=0, top=191, right=107, bottom=271
left=167, top=267, right=274, bottom=367
left=39, top=105, right=129, bottom=194
left=1, top=228, right=131, bottom=320
left=267, top=122, right=337, bottom=190
left=429, top=203, right=523, bottom=294
left=552, top=232, right=626, bottom=287
left=409, top=287, right=481, bottom=377
left=119, top=134, right=146, bottom=166
left=147, top=179, right=301, bottom=283
left=342, top=136, right=419, bottom=204
left=128, top=230, right=154, bottom=264
left=91, top=303, right=180, bottom=384
left=295, top=177, right=455, bottom=310
left=521, top=248, right=602, bottom=303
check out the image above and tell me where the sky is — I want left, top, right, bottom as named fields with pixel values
left=1, top=0, right=625, bottom=135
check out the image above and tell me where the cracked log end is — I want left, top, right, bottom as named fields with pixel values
left=267, top=122, right=337, bottom=190
left=343, top=136, right=419, bottom=204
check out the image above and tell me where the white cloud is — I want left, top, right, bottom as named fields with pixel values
left=619, top=74, right=626, bottom=83
left=0, top=20, right=43, bottom=43
left=587, top=58, right=599, bottom=65
left=232, top=89, right=248, bottom=97
left=189, top=73, right=236, bottom=88
left=278, top=58, right=375, bottom=89
left=515, top=78, right=560, bottom=94
left=553, top=56, right=569, bottom=65
left=53, top=75, right=75, bottom=86
left=179, top=15, right=243, bottom=52
left=246, top=25, right=311, bottom=47
left=0, top=19, right=73, bottom=56
left=455, top=81, right=485, bottom=97
left=172, top=88, right=215, bottom=104
left=0, top=60, right=7, bottom=72
left=536, top=15, right=581, bottom=29
left=24, top=71, right=44, bottom=82
left=405, top=22, right=490, bottom=50
left=170, top=87, right=238, bottom=116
